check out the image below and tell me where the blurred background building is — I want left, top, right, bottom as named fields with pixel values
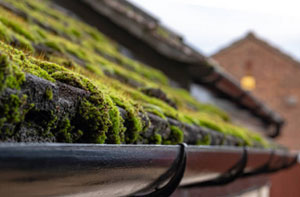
left=213, top=31, right=300, bottom=150
left=213, top=31, right=300, bottom=197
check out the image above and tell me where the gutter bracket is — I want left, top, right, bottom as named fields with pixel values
left=131, top=143, right=187, bottom=197
left=182, top=147, right=248, bottom=188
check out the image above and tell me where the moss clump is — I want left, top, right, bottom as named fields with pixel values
left=0, top=52, right=25, bottom=92
left=12, top=33, right=34, bottom=52
left=50, top=71, right=127, bottom=143
left=0, top=21, right=12, bottom=43
left=54, top=116, right=72, bottom=143
left=45, top=87, right=53, bottom=100
left=143, top=103, right=166, bottom=120
left=1, top=94, right=27, bottom=124
left=106, top=96, right=126, bottom=144
left=111, top=95, right=144, bottom=143
left=0, top=0, right=272, bottom=147
left=51, top=71, right=87, bottom=90
left=0, top=94, right=28, bottom=138
left=43, top=40, right=63, bottom=52
left=0, top=17, right=34, bottom=41
left=76, top=98, right=111, bottom=144
left=196, top=134, right=211, bottom=145
left=163, top=126, right=184, bottom=145
left=149, top=133, right=162, bottom=144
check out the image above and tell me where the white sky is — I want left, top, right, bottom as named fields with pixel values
left=128, top=0, right=300, bottom=60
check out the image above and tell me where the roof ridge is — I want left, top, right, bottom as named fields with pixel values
left=212, top=31, right=300, bottom=67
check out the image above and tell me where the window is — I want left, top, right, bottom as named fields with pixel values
left=240, top=60, right=255, bottom=91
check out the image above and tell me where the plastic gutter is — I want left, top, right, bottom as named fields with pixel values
left=0, top=143, right=297, bottom=197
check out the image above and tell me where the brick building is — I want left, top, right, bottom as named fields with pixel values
left=212, top=32, right=300, bottom=197
left=212, top=32, right=300, bottom=150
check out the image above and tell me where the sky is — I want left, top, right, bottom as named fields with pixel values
left=128, top=0, right=300, bottom=60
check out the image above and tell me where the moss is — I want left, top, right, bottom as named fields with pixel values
left=31, top=58, right=68, bottom=75
left=70, top=28, right=81, bottom=38
left=164, top=87, right=230, bottom=121
left=156, top=27, right=171, bottom=40
left=6, top=94, right=27, bottom=123
left=196, top=134, right=211, bottom=145
left=0, top=52, right=25, bottom=92
left=0, top=93, right=28, bottom=137
left=55, top=117, right=72, bottom=143
left=43, top=40, right=63, bottom=52
left=76, top=98, right=111, bottom=144
left=18, top=57, right=54, bottom=82
left=111, top=95, right=144, bottom=143
left=66, top=47, right=86, bottom=61
left=45, top=87, right=53, bottom=100
left=0, top=21, right=12, bottom=43
left=114, top=54, right=169, bottom=85
left=13, top=34, right=34, bottom=52
left=0, top=16, right=34, bottom=41
left=105, top=95, right=126, bottom=144
left=0, top=0, right=272, bottom=147
left=149, top=133, right=162, bottom=144
left=51, top=71, right=85, bottom=88
left=33, top=26, right=47, bottom=39
left=196, top=115, right=247, bottom=145
left=143, top=103, right=167, bottom=120
left=43, top=110, right=58, bottom=135
left=163, top=126, right=184, bottom=145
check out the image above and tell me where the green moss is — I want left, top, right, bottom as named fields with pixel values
left=196, top=134, right=211, bottom=145
left=0, top=52, right=25, bottom=92
left=7, top=94, right=27, bottom=123
left=149, top=133, right=162, bottom=144
left=105, top=95, right=126, bottom=144
left=163, top=126, right=184, bottom=145
left=156, top=27, right=171, bottom=40
left=31, top=58, right=68, bottom=75
left=13, top=35, right=34, bottom=52
left=111, top=95, right=144, bottom=143
left=43, top=110, right=58, bottom=134
left=0, top=0, right=272, bottom=147
left=45, top=87, right=53, bottom=100
left=0, top=21, right=12, bottom=43
left=55, top=117, right=72, bottom=143
left=0, top=93, right=28, bottom=136
left=143, top=103, right=166, bottom=120
left=51, top=71, right=85, bottom=89
left=18, top=57, right=54, bottom=82
left=76, top=98, right=111, bottom=143
left=0, top=16, right=34, bottom=41
left=43, top=40, right=63, bottom=52
left=33, top=25, right=47, bottom=39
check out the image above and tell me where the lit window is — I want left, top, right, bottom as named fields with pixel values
left=240, top=75, right=256, bottom=91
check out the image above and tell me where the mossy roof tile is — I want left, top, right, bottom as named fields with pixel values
left=0, top=0, right=275, bottom=148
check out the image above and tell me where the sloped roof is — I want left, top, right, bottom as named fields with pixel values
left=54, top=0, right=285, bottom=137
left=213, top=32, right=300, bottom=67
left=0, top=0, right=276, bottom=148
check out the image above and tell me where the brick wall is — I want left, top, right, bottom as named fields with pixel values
left=212, top=33, right=300, bottom=197
left=213, top=34, right=300, bottom=150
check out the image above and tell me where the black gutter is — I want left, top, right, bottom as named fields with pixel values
left=0, top=143, right=297, bottom=197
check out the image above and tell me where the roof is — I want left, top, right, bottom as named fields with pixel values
left=213, top=31, right=300, bottom=67
left=0, top=0, right=278, bottom=148
left=53, top=0, right=285, bottom=137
